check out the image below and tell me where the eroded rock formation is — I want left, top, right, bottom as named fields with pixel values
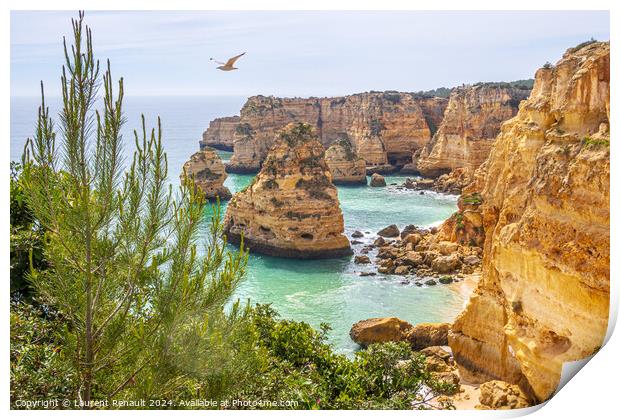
left=180, top=148, right=231, bottom=201
left=200, top=116, right=240, bottom=151
left=223, top=123, right=352, bottom=259
left=324, top=138, right=367, bottom=185
left=219, top=92, right=448, bottom=172
left=416, top=83, right=531, bottom=177
left=448, top=41, right=610, bottom=403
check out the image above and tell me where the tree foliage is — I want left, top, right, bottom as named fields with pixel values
left=10, top=162, right=46, bottom=297
left=19, top=11, right=250, bottom=406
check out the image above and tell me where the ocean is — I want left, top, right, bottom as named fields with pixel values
left=11, top=95, right=465, bottom=354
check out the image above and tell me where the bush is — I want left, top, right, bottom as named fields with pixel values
left=568, top=38, right=597, bottom=54
left=461, top=192, right=483, bottom=206
left=279, top=123, right=315, bottom=147
left=582, top=136, right=610, bottom=148
left=235, top=305, right=455, bottom=410
left=10, top=301, right=75, bottom=407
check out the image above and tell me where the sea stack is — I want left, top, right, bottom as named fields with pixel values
left=448, top=41, right=610, bottom=403
left=181, top=148, right=232, bottom=201
left=324, top=138, right=367, bottom=185
left=223, top=123, right=352, bottom=259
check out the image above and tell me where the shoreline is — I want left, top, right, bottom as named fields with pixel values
left=448, top=272, right=480, bottom=304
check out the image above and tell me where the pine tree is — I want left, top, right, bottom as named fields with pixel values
left=20, top=12, right=254, bottom=407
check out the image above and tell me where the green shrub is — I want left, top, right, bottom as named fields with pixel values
left=455, top=212, right=464, bottom=230
left=461, top=193, right=483, bottom=206
left=279, top=123, right=315, bottom=147
left=235, top=305, right=455, bottom=410
left=582, top=136, right=610, bottom=148
left=10, top=301, right=75, bottom=407
left=10, top=162, right=46, bottom=298
left=568, top=38, right=597, bottom=54
left=383, top=91, right=401, bottom=104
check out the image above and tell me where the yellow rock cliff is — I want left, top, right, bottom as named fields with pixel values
left=448, top=41, right=610, bottom=403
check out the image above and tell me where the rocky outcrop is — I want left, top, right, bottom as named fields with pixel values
left=180, top=148, right=232, bottom=201
left=370, top=224, right=483, bottom=279
left=324, top=138, right=367, bottom=185
left=448, top=42, right=610, bottom=402
left=219, top=92, right=448, bottom=172
left=421, top=346, right=461, bottom=392
left=416, top=83, right=531, bottom=178
left=377, top=224, right=399, bottom=237
left=476, top=381, right=531, bottom=410
left=436, top=192, right=485, bottom=247
left=349, top=317, right=413, bottom=347
left=369, top=173, right=386, bottom=187
left=432, top=168, right=474, bottom=194
left=398, top=168, right=473, bottom=195
left=200, top=116, right=240, bottom=151
left=223, top=123, right=352, bottom=259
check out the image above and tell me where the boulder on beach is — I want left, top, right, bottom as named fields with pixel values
left=394, top=266, right=410, bottom=275
left=350, top=317, right=412, bottom=347
left=438, top=276, right=454, bottom=284
left=407, top=322, right=450, bottom=350
left=354, top=255, right=371, bottom=264
left=463, top=255, right=481, bottom=266
left=431, top=254, right=462, bottom=273
left=377, top=224, right=400, bottom=238
left=359, top=272, right=376, bottom=277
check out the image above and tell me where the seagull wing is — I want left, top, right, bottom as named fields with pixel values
left=210, top=58, right=226, bottom=65
left=225, top=52, right=246, bottom=67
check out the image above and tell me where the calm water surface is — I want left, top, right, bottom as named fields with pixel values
left=11, top=96, right=464, bottom=354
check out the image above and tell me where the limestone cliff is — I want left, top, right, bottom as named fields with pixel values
left=417, top=83, right=531, bottom=177
left=200, top=116, right=240, bottom=151
left=223, top=123, right=352, bottom=259
left=448, top=42, right=610, bottom=403
left=180, top=148, right=232, bottom=201
left=324, top=138, right=367, bottom=185
left=221, top=92, right=448, bottom=172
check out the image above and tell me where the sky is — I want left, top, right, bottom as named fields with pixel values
left=10, top=10, right=610, bottom=97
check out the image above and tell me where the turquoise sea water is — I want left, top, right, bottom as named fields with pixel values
left=11, top=96, right=464, bottom=355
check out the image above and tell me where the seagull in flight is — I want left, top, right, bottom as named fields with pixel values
left=210, top=52, right=246, bottom=71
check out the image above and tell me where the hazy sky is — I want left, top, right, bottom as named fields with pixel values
left=11, top=10, right=610, bottom=97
